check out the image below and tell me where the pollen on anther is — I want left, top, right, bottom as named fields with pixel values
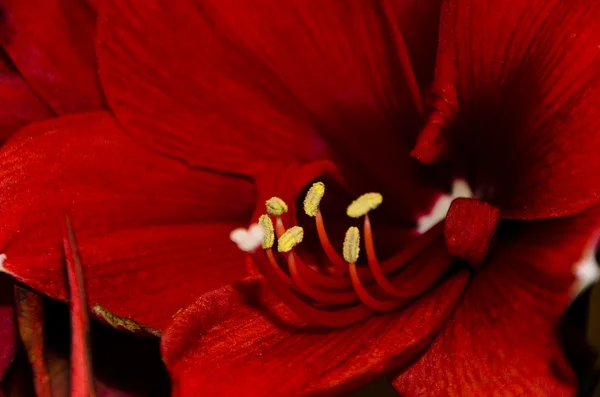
left=277, top=226, right=304, bottom=253
left=303, top=182, right=325, bottom=217
left=347, top=193, right=383, bottom=218
left=343, top=227, right=360, bottom=264
left=266, top=197, right=288, bottom=216
left=258, top=214, right=275, bottom=249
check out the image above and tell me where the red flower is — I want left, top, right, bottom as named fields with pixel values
left=0, top=0, right=598, bottom=396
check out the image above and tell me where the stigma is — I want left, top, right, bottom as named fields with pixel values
left=234, top=182, right=450, bottom=327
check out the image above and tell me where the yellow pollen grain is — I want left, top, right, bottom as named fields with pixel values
left=303, top=182, right=325, bottom=217
left=266, top=197, right=288, bottom=216
left=258, top=214, right=275, bottom=249
left=277, top=226, right=304, bottom=253
left=346, top=193, right=383, bottom=218
left=343, top=227, right=360, bottom=264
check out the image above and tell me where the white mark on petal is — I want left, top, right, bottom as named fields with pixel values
left=230, top=224, right=265, bottom=252
left=0, top=254, right=6, bottom=273
left=417, top=179, right=473, bottom=234
left=572, top=245, right=599, bottom=298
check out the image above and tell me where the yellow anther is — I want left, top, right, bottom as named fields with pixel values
left=265, top=197, right=288, bottom=216
left=303, top=182, right=325, bottom=217
left=346, top=193, right=383, bottom=218
left=343, top=227, right=360, bottom=264
left=277, top=226, right=304, bottom=253
left=258, top=214, right=275, bottom=249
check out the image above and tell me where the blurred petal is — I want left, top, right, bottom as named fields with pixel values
left=0, top=112, right=255, bottom=330
left=393, top=206, right=600, bottom=396
left=0, top=0, right=105, bottom=114
left=14, top=288, right=51, bottom=397
left=0, top=275, right=17, bottom=393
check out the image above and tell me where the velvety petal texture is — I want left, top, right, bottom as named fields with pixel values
left=161, top=269, right=468, bottom=397
left=416, top=0, right=600, bottom=219
left=393, top=206, right=600, bottom=396
left=0, top=0, right=105, bottom=114
left=0, top=112, right=255, bottom=330
left=0, top=53, right=51, bottom=139
left=97, top=0, right=448, bottom=221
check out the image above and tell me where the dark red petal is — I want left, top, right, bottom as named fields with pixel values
left=416, top=0, right=600, bottom=219
left=63, top=218, right=96, bottom=397
left=0, top=275, right=17, bottom=392
left=14, top=288, right=51, bottom=397
left=444, top=198, right=500, bottom=267
left=393, top=206, right=600, bottom=396
left=97, top=0, right=447, bottom=219
left=0, top=112, right=255, bottom=330
left=0, top=0, right=105, bottom=114
left=0, top=53, right=52, bottom=139
left=161, top=268, right=468, bottom=397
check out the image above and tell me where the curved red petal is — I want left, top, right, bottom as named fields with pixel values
left=393, top=206, right=600, bottom=396
left=0, top=0, right=105, bottom=114
left=419, top=0, right=600, bottom=219
left=161, top=269, right=468, bottom=397
left=0, top=112, right=255, bottom=330
left=0, top=53, right=52, bottom=139
left=97, top=0, right=448, bottom=219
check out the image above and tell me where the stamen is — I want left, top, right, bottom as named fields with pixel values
left=343, top=227, right=361, bottom=264
left=252, top=250, right=374, bottom=327
left=348, top=263, right=408, bottom=311
left=347, top=193, right=383, bottom=218
left=266, top=197, right=288, bottom=216
left=277, top=226, right=304, bottom=253
left=258, top=214, right=275, bottom=249
left=364, top=215, right=443, bottom=297
left=286, top=254, right=358, bottom=304
left=248, top=184, right=450, bottom=326
left=303, top=182, right=325, bottom=217
left=315, top=210, right=348, bottom=274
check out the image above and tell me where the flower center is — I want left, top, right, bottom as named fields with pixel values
left=247, top=182, right=451, bottom=327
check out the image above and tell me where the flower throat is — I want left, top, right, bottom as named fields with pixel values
left=249, top=182, right=450, bottom=327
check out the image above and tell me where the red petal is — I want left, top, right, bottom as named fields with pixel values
left=0, top=53, right=52, bottom=139
left=415, top=0, right=600, bottom=219
left=63, top=218, right=96, bottom=397
left=0, top=275, right=17, bottom=390
left=161, top=270, right=468, bottom=397
left=0, top=112, right=255, bottom=330
left=393, top=206, right=600, bottom=396
left=14, top=287, right=52, bottom=397
left=97, top=0, right=447, bottom=218
left=0, top=0, right=105, bottom=114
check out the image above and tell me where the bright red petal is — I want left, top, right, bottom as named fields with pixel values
left=0, top=0, right=105, bottom=114
left=0, top=275, right=17, bottom=391
left=0, top=112, right=255, bottom=330
left=97, top=0, right=447, bottom=219
left=0, top=53, right=52, bottom=139
left=393, top=206, right=600, bottom=396
left=161, top=269, right=468, bottom=397
left=414, top=0, right=600, bottom=219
